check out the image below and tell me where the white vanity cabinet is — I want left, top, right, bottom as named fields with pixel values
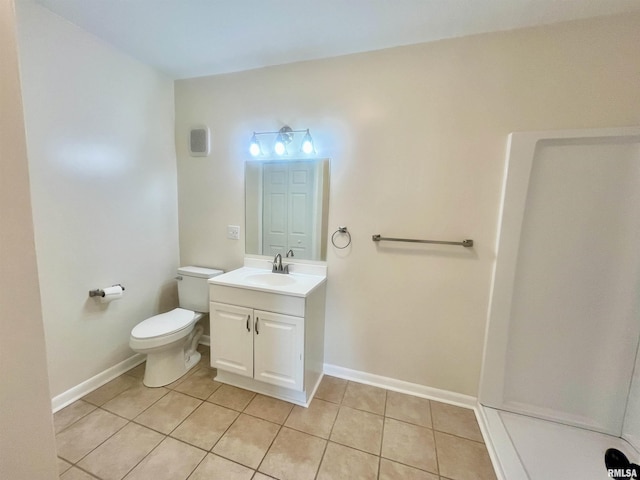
left=209, top=303, right=254, bottom=379
left=253, top=310, right=304, bottom=391
left=210, top=303, right=304, bottom=391
left=208, top=270, right=326, bottom=407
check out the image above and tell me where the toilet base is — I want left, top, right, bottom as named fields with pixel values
left=142, top=344, right=200, bottom=388
left=185, top=350, right=201, bottom=372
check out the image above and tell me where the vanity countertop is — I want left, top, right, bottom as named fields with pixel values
left=208, top=265, right=326, bottom=298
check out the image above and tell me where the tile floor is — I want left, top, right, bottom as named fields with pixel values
left=54, top=346, right=497, bottom=480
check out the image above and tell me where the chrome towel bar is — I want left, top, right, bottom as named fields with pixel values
left=372, top=234, right=473, bottom=248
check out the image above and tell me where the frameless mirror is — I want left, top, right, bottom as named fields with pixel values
left=245, top=158, right=330, bottom=261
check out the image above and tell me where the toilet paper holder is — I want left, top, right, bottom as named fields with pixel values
left=89, top=284, right=125, bottom=298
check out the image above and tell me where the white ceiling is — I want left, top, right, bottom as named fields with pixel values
left=33, top=0, right=640, bottom=79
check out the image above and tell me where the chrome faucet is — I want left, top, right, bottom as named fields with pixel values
left=272, top=253, right=290, bottom=274
left=273, top=253, right=282, bottom=272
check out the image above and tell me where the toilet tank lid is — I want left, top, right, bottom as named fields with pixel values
left=178, top=266, right=224, bottom=278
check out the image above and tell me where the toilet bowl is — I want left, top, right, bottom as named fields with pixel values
left=129, top=266, right=223, bottom=387
left=130, top=308, right=203, bottom=387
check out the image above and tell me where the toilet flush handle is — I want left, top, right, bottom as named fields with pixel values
left=175, top=276, right=183, bottom=281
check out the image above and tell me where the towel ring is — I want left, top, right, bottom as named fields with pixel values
left=331, top=226, right=351, bottom=249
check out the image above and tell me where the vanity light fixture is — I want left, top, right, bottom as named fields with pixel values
left=249, top=125, right=315, bottom=157
left=249, top=133, right=262, bottom=157
left=301, top=129, right=315, bottom=154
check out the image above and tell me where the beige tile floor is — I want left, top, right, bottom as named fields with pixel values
left=54, top=346, right=497, bottom=480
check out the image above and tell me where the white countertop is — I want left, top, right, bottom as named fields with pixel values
left=208, top=265, right=326, bottom=297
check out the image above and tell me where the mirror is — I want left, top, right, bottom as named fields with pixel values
left=245, top=158, right=330, bottom=261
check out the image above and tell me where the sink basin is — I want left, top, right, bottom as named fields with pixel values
left=244, top=273, right=297, bottom=287
left=209, top=265, right=326, bottom=297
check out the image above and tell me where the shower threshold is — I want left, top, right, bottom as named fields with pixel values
left=479, top=406, right=639, bottom=480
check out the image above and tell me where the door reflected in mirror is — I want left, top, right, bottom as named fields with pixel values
left=245, top=158, right=330, bottom=261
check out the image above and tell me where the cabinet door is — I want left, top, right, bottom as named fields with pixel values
left=210, top=302, right=253, bottom=378
left=253, top=310, right=304, bottom=391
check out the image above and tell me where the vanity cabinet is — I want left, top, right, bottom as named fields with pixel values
left=210, top=302, right=304, bottom=391
left=208, top=276, right=325, bottom=406
left=209, top=303, right=253, bottom=378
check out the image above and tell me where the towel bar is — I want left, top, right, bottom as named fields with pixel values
left=372, top=234, right=473, bottom=247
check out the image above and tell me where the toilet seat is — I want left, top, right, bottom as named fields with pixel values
left=131, top=308, right=195, bottom=340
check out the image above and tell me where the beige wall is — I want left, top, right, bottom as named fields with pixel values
left=178, top=13, right=640, bottom=396
left=16, top=1, right=180, bottom=398
left=0, top=0, right=58, bottom=477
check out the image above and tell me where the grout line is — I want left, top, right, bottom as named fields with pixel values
left=282, top=398, right=296, bottom=425
left=65, top=415, right=129, bottom=475
left=207, top=410, right=241, bottom=454
left=174, top=380, right=443, bottom=477
left=377, top=389, right=389, bottom=479
left=208, top=450, right=260, bottom=472
left=59, top=352, right=489, bottom=480
left=434, top=429, right=488, bottom=444
left=327, top=438, right=382, bottom=457
left=209, top=393, right=283, bottom=473
left=186, top=453, right=208, bottom=479
left=377, top=428, right=384, bottom=479
left=337, top=382, right=347, bottom=404
left=313, top=384, right=344, bottom=480
left=166, top=400, right=211, bottom=442
left=178, top=438, right=209, bottom=480
left=254, top=419, right=285, bottom=475
left=68, top=463, right=101, bottom=479
left=107, top=424, right=166, bottom=480
left=236, top=410, right=285, bottom=428
left=98, top=405, right=139, bottom=424
left=162, top=434, right=209, bottom=453
left=314, top=408, right=338, bottom=480
left=119, top=434, right=196, bottom=478
left=251, top=471, right=277, bottom=479
left=430, top=399, right=441, bottom=476
left=312, top=438, right=329, bottom=480
left=53, top=402, right=98, bottom=435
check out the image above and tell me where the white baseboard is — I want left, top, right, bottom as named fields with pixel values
left=51, top=353, right=145, bottom=413
left=54, top=347, right=475, bottom=411
left=323, top=363, right=502, bottom=478
left=53, top=337, right=213, bottom=413
left=214, top=370, right=321, bottom=407
left=196, top=347, right=475, bottom=409
left=195, top=346, right=476, bottom=409
left=322, top=363, right=477, bottom=409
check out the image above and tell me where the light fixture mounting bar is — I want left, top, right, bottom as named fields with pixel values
left=252, top=129, right=308, bottom=136
left=249, top=125, right=315, bottom=157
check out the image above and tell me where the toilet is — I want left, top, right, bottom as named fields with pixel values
left=129, top=266, right=223, bottom=387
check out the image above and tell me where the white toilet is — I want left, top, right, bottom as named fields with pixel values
left=129, top=266, right=223, bottom=387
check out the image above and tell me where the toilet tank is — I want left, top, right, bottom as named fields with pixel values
left=177, top=266, right=223, bottom=312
